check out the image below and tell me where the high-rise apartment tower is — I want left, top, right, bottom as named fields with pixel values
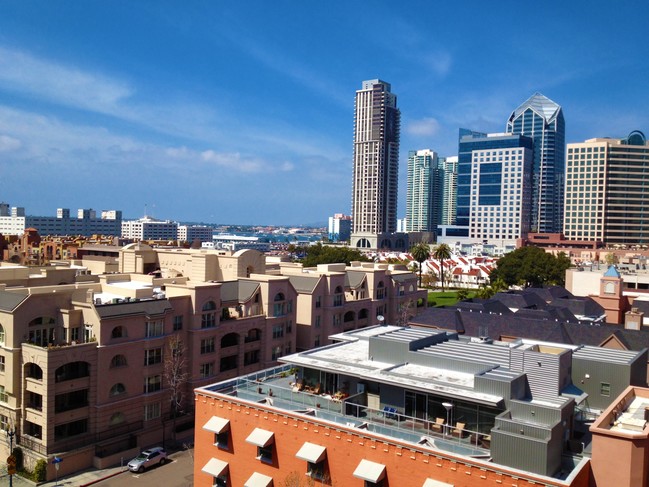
left=406, top=149, right=440, bottom=233
left=507, top=93, right=565, bottom=233
left=351, top=79, right=400, bottom=249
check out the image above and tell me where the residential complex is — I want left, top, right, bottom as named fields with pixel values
left=507, top=93, right=566, bottom=234
left=121, top=216, right=179, bottom=240
left=0, top=205, right=122, bottom=237
left=564, top=130, right=649, bottom=245
left=406, top=150, right=440, bottom=233
left=194, top=324, right=647, bottom=487
left=0, top=244, right=423, bottom=480
left=350, top=79, right=402, bottom=250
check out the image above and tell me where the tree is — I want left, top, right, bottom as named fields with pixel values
left=410, top=242, right=430, bottom=288
left=163, top=334, right=189, bottom=445
left=432, top=244, right=452, bottom=291
left=456, top=288, right=469, bottom=302
left=396, top=299, right=415, bottom=326
left=489, top=247, right=572, bottom=288
left=300, top=243, right=371, bottom=267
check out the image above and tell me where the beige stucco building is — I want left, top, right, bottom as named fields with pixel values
left=0, top=245, right=424, bottom=480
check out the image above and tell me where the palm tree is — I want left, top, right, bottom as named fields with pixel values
left=432, top=243, right=452, bottom=291
left=410, top=242, right=430, bottom=288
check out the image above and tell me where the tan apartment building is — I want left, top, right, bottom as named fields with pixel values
left=0, top=244, right=424, bottom=480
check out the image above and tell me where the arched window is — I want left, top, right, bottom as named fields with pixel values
left=111, top=326, right=125, bottom=339
left=109, top=412, right=125, bottom=425
left=344, top=311, right=355, bottom=323
left=221, top=333, right=239, bottom=348
left=274, top=292, right=286, bottom=317
left=376, top=281, right=385, bottom=299
left=333, top=286, right=344, bottom=307
left=201, top=301, right=217, bottom=328
left=110, top=354, right=128, bottom=368
left=109, top=383, right=126, bottom=397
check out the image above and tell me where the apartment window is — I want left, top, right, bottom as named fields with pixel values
left=333, top=286, right=343, bottom=307
left=308, top=461, right=326, bottom=480
left=0, top=355, right=4, bottom=373
left=0, top=385, right=8, bottom=403
left=315, top=296, right=322, bottom=309
left=273, top=293, right=287, bottom=317
left=0, top=415, right=7, bottom=431
left=376, top=282, right=385, bottom=299
left=110, top=354, right=128, bottom=368
left=314, top=335, right=320, bottom=347
left=257, top=445, right=273, bottom=463
left=333, top=314, right=341, bottom=327
left=244, top=350, right=260, bottom=366
left=202, top=301, right=217, bottom=328
left=69, top=327, right=80, bottom=342
left=144, top=375, right=162, bottom=394
left=315, top=315, right=321, bottom=328
left=173, top=315, right=183, bottom=331
left=200, top=362, right=215, bottom=378
left=144, top=402, right=161, bottom=421
left=111, top=326, right=125, bottom=338
left=285, top=341, right=292, bottom=355
left=144, top=348, right=162, bottom=366
left=272, top=325, right=284, bottom=339
left=271, top=345, right=282, bottom=361
left=109, top=383, right=126, bottom=397
left=145, top=320, right=164, bottom=338
left=600, top=382, right=611, bottom=397
left=286, top=320, right=292, bottom=333
left=0, top=325, right=5, bottom=345
left=201, top=337, right=215, bottom=354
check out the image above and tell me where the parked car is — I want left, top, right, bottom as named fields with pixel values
left=127, top=447, right=168, bottom=473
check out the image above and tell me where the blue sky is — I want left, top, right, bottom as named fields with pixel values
left=1, top=1, right=648, bottom=226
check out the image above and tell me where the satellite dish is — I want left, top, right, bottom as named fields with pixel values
left=377, top=315, right=385, bottom=326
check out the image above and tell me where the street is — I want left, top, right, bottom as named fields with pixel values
left=97, top=449, right=194, bottom=487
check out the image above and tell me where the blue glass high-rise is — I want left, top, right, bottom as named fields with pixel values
left=506, top=93, right=565, bottom=234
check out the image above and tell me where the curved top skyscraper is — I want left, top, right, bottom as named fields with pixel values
left=506, top=93, right=565, bottom=234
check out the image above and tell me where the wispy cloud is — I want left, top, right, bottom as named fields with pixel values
left=406, top=117, right=441, bottom=137
left=0, top=46, right=133, bottom=114
left=0, top=134, right=21, bottom=152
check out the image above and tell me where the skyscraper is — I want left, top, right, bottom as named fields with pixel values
left=406, top=149, right=440, bottom=233
left=350, top=79, right=400, bottom=249
left=438, top=156, right=458, bottom=226
left=564, top=130, right=649, bottom=245
left=506, top=93, right=565, bottom=233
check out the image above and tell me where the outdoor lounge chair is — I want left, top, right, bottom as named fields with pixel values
left=451, top=422, right=466, bottom=438
left=430, top=417, right=445, bottom=433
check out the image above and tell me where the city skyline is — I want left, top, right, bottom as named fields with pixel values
left=1, top=2, right=648, bottom=225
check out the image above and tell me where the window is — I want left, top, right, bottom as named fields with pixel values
left=315, top=335, right=320, bottom=347
left=333, top=286, right=343, bottom=307
left=376, top=282, right=385, bottom=299
left=315, top=296, right=322, bottom=309
left=109, top=383, right=126, bottom=396
left=0, top=415, right=8, bottom=431
left=333, top=314, right=341, bottom=327
left=145, top=320, right=164, bottom=338
left=273, top=293, right=286, bottom=317
left=144, top=375, right=162, bottom=394
left=220, top=355, right=237, bottom=372
left=286, top=320, right=292, bottom=333
left=144, top=348, right=162, bottom=366
left=0, top=385, right=8, bottom=403
left=315, top=315, right=321, bottom=328
left=111, top=326, right=125, bottom=339
left=200, top=362, right=215, bottom=378
left=110, top=354, right=128, bottom=368
left=173, top=315, right=183, bottom=331
left=213, top=475, right=228, bottom=487
left=244, top=350, right=260, bottom=366
left=201, top=337, right=215, bottom=354
left=215, top=431, right=229, bottom=449
left=69, top=327, right=80, bottom=342
left=257, top=445, right=272, bottom=463
left=271, top=345, right=282, bottom=361
left=0, top=324, right=4, bottom=345
left=600, top=382, right=611, bottom=397
left=202, top=301, right=217, bottom=328
left=308, top=461, right=326, bottom=480
left=144, top=402, right=161, bottom=421
left=0, top=355, right=4, bottom=373
left=272, top=325, right=284, bottom=339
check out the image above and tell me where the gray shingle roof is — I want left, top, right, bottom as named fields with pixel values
left=95, top=299, right=173, bottom=318
left=288, top=275, right=321, bottom=294
left=220, top=280, right=260, bottom=304
left=0, top=291, right=28, bottom=311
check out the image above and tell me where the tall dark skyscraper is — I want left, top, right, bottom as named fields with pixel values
left=506, top=93, right=565, bottom=233
left=350, top=79, right=401, bottom=249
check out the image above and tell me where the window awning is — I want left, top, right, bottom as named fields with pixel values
left=423, top=478, right=454, bottom=487
left=246, top=427, right=275, bottom=448
left=353, top=459, right=386, bottom=483
left=201, top=458, right=228, bottom=477
left=295, top=442, right=327, bottom=463
left=244, top=472, right=273, bottom=487
left=203, top=416, right=230, bottom=434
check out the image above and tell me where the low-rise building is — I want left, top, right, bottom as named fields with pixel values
left=194, top=325, right=647, bottom=486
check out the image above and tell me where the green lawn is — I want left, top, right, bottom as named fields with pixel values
left=427, top=290, right=476, bottom=307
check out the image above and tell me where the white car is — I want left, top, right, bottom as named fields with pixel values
left=127, top=447, right=168, bottom=473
